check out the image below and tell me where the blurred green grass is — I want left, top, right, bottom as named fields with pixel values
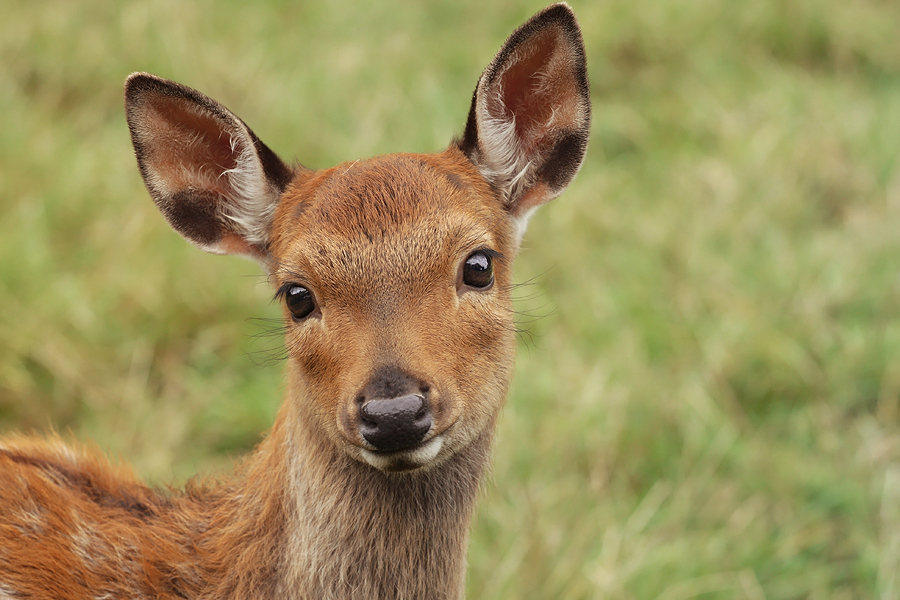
left=2, top=0, right=900, bottom=598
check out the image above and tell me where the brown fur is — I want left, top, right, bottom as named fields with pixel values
left=0, top=4, right=590, bottom=599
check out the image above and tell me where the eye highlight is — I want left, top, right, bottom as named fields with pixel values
left=461, top=250, right=495, bottom=290
left=278, top=283, right=316, bottom=321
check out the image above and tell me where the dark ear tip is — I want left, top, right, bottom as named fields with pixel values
left=124, top=72, right=171, bottom=108
left=124, top=73, right=145, bottom=104
left=125, top=71, right=153, bottom=84
left=125, top=72, right=156, bottom=93
left=531, top=3, right=579, bottom=30
left=543, top=2, right=576, bottom=17
left=124, top=73, right=202, bottom=110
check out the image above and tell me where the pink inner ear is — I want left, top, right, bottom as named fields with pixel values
left=142, top=97, right=240, bottom=193
left=497, top=29, right=562, bottom=152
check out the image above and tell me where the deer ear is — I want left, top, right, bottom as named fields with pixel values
left=458, top=3, right=591, bottom=234
left=124, top=73, right=293, bottom=263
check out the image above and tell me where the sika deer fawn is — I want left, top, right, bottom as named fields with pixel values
left=0, top=4, right=590, bottom=599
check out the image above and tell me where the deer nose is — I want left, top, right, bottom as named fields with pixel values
left=359, top=394, right=432, bottom=453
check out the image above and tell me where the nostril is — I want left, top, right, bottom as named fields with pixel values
left=359, top=394, right=432, bottom=453
left=414, top=400, right=427, bottom=419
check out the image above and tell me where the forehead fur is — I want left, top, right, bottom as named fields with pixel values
left=292, top=153, right=497, bottom=235
left=269, top=151, right=512, bottom=283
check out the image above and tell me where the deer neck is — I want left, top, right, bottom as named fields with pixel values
left=210, top=389, right=493, bottom=600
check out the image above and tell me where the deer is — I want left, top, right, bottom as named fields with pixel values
left=0, top=4, right=590, bottom=599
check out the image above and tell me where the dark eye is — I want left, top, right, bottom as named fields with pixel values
left=284, top=284, right=315, bottom=320
left=462, top=251, right=494, bottom=290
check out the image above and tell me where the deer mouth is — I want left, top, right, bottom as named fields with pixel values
left=357, top=433, right=445, bottom=472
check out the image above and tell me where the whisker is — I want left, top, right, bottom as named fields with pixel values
left=244, top=316, right=290, bottom=366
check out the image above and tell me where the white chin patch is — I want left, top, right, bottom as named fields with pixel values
left=360, top=436, right=444, bottom=472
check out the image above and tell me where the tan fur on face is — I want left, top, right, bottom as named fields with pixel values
left=271, top=151, right=517, bottom=470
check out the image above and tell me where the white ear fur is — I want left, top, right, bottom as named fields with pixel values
left=218, top=131, right=277, bottom=249
left=477, top=99, right=533, bottom=204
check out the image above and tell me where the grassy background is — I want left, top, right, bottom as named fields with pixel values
left=2, top=0, right=900, bottom=598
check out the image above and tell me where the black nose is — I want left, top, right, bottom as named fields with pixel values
left=359, top=394, right=432, bottom=453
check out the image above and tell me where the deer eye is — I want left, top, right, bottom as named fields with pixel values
left=462, top=251, right=494, bottom=290
left=283, top=284, right=316, bottom=320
